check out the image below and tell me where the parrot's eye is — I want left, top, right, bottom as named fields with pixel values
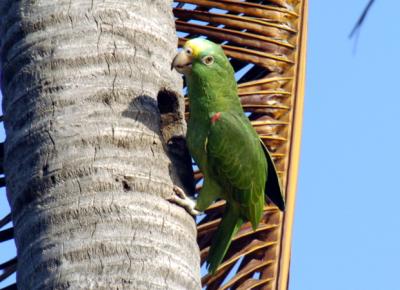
left=202, top=55, right=214, bottom=66
left=185, top=47, right=193, bottom=55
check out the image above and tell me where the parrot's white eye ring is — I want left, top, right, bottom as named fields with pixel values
left=202, top=55, right=214, bottom=66
left=185, top=47, right=193, bottom=55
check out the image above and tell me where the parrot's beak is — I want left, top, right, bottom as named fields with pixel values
left=171, top=50, right=193, bottom=74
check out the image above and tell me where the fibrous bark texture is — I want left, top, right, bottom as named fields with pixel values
left=0, top=1, right=200, bottom=289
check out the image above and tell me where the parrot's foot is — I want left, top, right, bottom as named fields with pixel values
left=168, top=186, right=200, bottom=216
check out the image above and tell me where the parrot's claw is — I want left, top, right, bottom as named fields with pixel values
left=168, top=186, right=200, bottom=216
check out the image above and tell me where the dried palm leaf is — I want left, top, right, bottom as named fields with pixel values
left=0, top=258, right=16, bottom=283
left=0, top=214, right=11, bottom=229
left=0, top=157, right=15, bottom=288
left=0, top=283, right=16, bottom=290
left=173, top=0, right=307, bottom=289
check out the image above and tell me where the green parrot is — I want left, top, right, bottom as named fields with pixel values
left=170, top=38, right=285, bottom=274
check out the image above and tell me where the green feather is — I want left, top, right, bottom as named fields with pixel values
left=207, top=205, right=243, bottom=274
left=261, top=141, right=285, bottom=211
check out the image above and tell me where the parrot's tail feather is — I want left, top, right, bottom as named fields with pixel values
left=207, top=208, right=243, bottom=275
left=260, top=140, right=285, bottom=211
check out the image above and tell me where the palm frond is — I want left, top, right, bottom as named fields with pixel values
left=0, top=283, right=17, bottom=290
left=174, top=0, right=307, bottom=289
left=0, top=119, right=15, bottom=287
left=0, top=258, right=16, bottom=283
left=0, top=214, right=11, bottom=229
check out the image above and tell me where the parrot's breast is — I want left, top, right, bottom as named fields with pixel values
left=186, top=116, right=210, bottom=171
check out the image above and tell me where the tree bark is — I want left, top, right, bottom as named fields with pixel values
left=0, top=1, right=200, bottom=289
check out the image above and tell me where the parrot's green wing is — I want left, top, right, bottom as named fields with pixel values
left=206, top=111, right=266, bottom=273
left=260, top=141, right=285, bottom=211
left=206, top=111, right=266, bottom=227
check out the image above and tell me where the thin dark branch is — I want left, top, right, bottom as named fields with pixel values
left=0, top=257, right=17, bottom=271
left=0, top=283, right=17, bottom=290
left=349, top=0, right=375, bottom=38
left=0, top=228, right=13, bottom=243
left=0, top=214, right=11, bottom=229
left=0, top=264, right=16, bottom=283
left=0, top=142, right=3, bottom=175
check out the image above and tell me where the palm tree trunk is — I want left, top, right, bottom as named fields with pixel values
left=0, top=1, right=200, bottom=289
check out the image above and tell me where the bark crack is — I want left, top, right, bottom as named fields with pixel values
left=96, top=22, right=102, bottom=52
left=93, top=145, right=98, bottom=162
left=91, top=221, right=97, bottom=238
left=68, top=0, right=74, bottom=28
left=46, top=129, right=56, bottom=148
left=164, top=256, right=172, bottom=286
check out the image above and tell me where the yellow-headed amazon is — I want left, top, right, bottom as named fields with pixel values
left=170, top=38, right=285, bottom=274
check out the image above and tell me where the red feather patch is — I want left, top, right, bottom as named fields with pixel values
left=211, top=112, right=221, bottom=124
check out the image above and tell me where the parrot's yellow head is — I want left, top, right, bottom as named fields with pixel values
left=171, top=38, right=228, bottom=75
left=184, top=38, right=214, bottom=58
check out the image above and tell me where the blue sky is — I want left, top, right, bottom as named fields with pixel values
left=1, top=1, right=399, bottom=289
left=290, top=1, right=400, bottom=290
